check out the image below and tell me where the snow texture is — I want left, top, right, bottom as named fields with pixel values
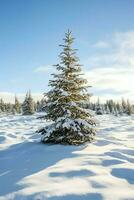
left=0, top=113, right=134, bottom=200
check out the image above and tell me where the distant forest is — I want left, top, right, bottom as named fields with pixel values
left=0, top=92, right=133, bottom=116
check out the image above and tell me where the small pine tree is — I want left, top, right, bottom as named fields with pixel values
left=14, top=96, right=21, bottom=114
left=12, top=107, right=16, bottom=115
left=107, top=100, right=115, bottom=114
left=38, top=30, right=96, bottom=145
left=116, top=102, right=122, bottom=115
left=0, top=98, right=5, bottom=113
left=122, top=98, right=127, bottom=114
left=6, top=103, right=13, bottom=114
left=40, top=98, right=47, bottom=112
left=114, top=106, right=118, bottom=116
left=126, top=99, right=133, bottom=115
left=22, top=92, right=28, bottom=115
left=95, top=98, right=103, bottom=115
left=105, top=104, right=110, bottom=114
left=22, top=91, right=35, bottom=115
left=34, top=102, right=37, bottom=112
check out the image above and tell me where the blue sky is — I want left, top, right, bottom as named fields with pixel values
left=0, top=0, right=134, bottom=102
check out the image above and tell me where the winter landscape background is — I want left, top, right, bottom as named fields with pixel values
left=0, top=0, right=134, bottom=200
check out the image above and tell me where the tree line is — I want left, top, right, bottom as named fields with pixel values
left=0, top=93, right=133, bottom=116
left=83, top=98, right=134, bottom=116
left=0, top=91, right=46, bottom=115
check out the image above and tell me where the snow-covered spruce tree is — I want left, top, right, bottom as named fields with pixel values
left=116, top=102, right=122, bottom=115
left=126, top=99, right=133, bottom=115
left=22, top=91, right=35, bottom=115
left=0, top=98, right=5, bottom=113
left=14, top=96, right=21, bottom=114
left=22, top=92, right=29, bottom=115
left=38, top=30, right=96, bottom=145
left=105, top=104, right=110, bottom=114
left=121, top=98, right=127, bottom=114
left=95, top=98, right=103, bottom=115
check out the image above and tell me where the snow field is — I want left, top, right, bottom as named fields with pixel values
left=0, top=114, right=134, bottom=200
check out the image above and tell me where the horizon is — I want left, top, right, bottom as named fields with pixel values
left=0, top=0, right=134, bottom=102
left=0, top=92, right=133, bottom=104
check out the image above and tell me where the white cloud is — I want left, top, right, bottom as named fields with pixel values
left=84, top=67, right=134, bottom=94
left=84, top=30, right=134, bottom=102
left=92, top=40, right=110, bottom=48
left=34, top=65, right=52, bottom=73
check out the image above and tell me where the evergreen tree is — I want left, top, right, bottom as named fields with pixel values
left=0, top=98, right=5, bottom=113
left=36, top=101, right=40, bottom=112
left=116, top=102, right=122, bottom=115
left=126, top=99, right=133, bottom=115
left=38, top=30, right=96, bottom=145
left=95, top=98, right=103, bottom=115
left=122, top=98, right=127, bottom=113
left=107, top=100, right=114, bottom=114
left=22, top=92, right=28, bottom=115
left=5, top=103, right=13, bottom=114
left=34, top=101, right=37, bottom=112
left=14, top=96, right=21, bottom=114
left=12, top=107, right=16, bottom=115
left=40, top=98, right=47, bottom=112
left=114, top=105, right=118, bottom=116
left=22, top=91, right=35, bottom=115
left=105, top=104, right=110, bottom=114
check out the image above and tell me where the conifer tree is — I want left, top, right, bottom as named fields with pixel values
left=107, top=100, right=114, bottom=114
left=22, top=92, right=28, bottom=115
left=116, top=102, right=122, bottom=115
left=95, top=98, right=103, bottom=115
left=38, top=30, right=96, bottom=145
left=122, top=98, right=127, bottom=113
left=105, top=104, right=110, bottom=114
left=14, top=96, right=21, bottom=114
left=0, top=98, right=5, bottom=113
left=126, top=99, right=133, bottom=115
left=39, top=98, right=47, bottom=112
left=22, top=91, right=35, bottom=115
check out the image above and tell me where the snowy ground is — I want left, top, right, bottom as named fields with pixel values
left=0, top=113, right=134, bottom=200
